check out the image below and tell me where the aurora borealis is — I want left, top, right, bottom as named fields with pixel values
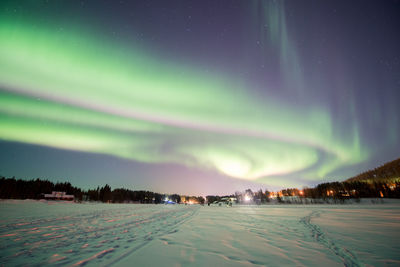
left=0, top=1, right=399, bottom=195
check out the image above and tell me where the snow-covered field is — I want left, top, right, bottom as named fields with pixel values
left=1, top=200, right=399, bottom=266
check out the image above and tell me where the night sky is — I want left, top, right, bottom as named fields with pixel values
left=0, top=0, right=399, bottom=195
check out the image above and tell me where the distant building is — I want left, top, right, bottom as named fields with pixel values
left=44, top=191, right=74, bottom=201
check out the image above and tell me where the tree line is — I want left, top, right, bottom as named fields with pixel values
left=206, top=179, right=400, bottom=205
left=0, top=177, right=83, bottom=200
left=298, top=180, right=399, bottom=199
left=0, top=176, right=192, bottom=203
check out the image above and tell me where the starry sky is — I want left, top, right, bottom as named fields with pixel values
left=0, top=0, right=399, bottom=195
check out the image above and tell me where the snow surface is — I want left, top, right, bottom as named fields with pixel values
left=0, top=200, right=399, bottom=266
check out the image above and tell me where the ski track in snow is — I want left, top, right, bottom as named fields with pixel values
left=300, top=210, right=365, bottom=267
left=0, top=204, right=199, bottom=266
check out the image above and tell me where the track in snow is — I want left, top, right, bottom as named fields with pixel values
left=0, top=203, right=199, bottom=266
left=300, top=210, right=365, bottom=267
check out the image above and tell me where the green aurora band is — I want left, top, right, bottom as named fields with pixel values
left=0, top=16, right=365, bottom=187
